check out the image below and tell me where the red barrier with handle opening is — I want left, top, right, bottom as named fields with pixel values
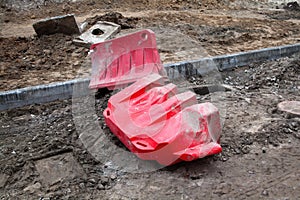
left=89, top=29, right=166, bottom=90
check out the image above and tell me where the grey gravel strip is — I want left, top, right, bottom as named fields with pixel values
left=1, top=43, right=300, bottom=111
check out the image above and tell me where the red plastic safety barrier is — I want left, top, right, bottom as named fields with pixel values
left=89, top=29, right=166, bottom=90
left=103, top=74, right=222, bottom=166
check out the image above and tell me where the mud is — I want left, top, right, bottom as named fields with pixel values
left=0, top=0, right=300, bottom=199
left=0, top=55, right=300, bottom=199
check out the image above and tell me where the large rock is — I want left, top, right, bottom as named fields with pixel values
left=33, top=14, right=80, bottom=37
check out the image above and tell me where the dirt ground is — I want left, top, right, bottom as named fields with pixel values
left=0, top=53, right=299, bottom=199
left=0, top=0, right=300, bottom=199
left=1, top=0, right=300, bottom=91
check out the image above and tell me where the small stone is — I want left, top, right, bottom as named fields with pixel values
left=40, top=197, right=50, bottom=200
left=36, top=58, right=46, bottom=65
left=73, top=61, right=80, bottom=67
left=86, top=182, right=95, bottom=188
left=31, top=15, right=36, bottom=19
left=101, top=177, right=109, bottom=185
left=241, top=146, right=250, bottom=154
left=97, top=183, right=105, bottom=190
left=71, top=52, right=80, bottom=57
left=261, top=190, right=269, bottom=196
left=43, top=49, right=51, bottom=55
left=290, top=122, right=298, bottom=129
left=234, top=148, right=241, bottom=154
left=89, top=178, right=97, bottom=184
left=23, top=182, right=42, bottom=193
left=293, top=132, right=300, bottom=139
left=79, top=182, right=85, bottom=189
left=66, top=41, right=73, bottom=46
left=244, top=98, right=251, bottom=104
left=262, top=147, right=266, bottom=153
left=110, top=174, right=117, bottom=180
left=32, top=135, right=38, bottom=141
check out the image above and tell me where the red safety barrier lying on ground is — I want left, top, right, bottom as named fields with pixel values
left=89, top=29, right=166, bottom=90
left=103, top=74, right=222, bottom=166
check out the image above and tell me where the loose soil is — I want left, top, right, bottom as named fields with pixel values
left=0, top=54, right=299, bottom=199
left=0, top=0, right=300, bottom=199
left=1, top=0, right=300, bottom=91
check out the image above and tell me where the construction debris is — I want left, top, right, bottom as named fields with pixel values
left=103, top=74, right=222, bottom=166
left=73, top=21, right=121, bottom=48
left=88, top=29, right=222, bottom=165
left=89, top=29, right=166, bottom=90
left=33, top=14, right=80, bottom=37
